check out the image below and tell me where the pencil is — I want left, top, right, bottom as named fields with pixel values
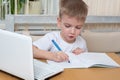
left=51, top=39, right=70, bottom=63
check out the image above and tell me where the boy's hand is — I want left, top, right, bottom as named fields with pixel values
left=53, top=51, right=69, bottom=62
left=72, top=47, right=84, bottom=55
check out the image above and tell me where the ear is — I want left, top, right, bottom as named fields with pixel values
left=57, top=17, right=61, bottom=28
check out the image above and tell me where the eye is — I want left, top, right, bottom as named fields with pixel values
left=64, top=23, right=71, bottom=28
left=75, top=26, right=82, bottom=29
left=65, top=25, right=71, bottom=28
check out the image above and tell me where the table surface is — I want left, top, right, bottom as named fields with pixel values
left=0, top=53, right=120, bottom=80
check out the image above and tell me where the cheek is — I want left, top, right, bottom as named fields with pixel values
left=76, top=30, right=81, bottom=35
left=61, top=29, right=69, bottom=37
left=62, top=28, right=69, bottom=33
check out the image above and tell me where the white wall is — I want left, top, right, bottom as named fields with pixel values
left=84, top=0, right=120, bottom=16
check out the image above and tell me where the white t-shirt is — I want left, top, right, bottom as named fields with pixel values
left=33, top=31, right=88, bottom=53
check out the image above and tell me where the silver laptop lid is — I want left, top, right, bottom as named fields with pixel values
left=0, top=29, right=34, bottom=80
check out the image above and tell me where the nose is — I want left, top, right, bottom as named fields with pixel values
left=70, top=27, right=75, bottom=34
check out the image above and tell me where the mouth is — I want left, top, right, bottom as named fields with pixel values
left=69, top=36, right=74, bottom=39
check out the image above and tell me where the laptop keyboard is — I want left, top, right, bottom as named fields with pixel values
left=33, top=59, right=64, bottom=80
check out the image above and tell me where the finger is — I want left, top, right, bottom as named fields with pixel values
left=58, top=54, right=68, bottom=61
left=72, top=49, right=84, bottom=55
left=72, top=50, right=76, bottom=53
left=58, top=51, right=69, bottom=58
left=57, top=53, right=69, bottom=62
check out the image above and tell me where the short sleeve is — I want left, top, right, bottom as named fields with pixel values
left=33, top=33, right=52, bottom=50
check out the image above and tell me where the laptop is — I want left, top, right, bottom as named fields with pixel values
left=0, top=29, right=63, bottom=80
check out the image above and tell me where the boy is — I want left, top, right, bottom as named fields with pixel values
left=33, top=0, right=88, bottom=62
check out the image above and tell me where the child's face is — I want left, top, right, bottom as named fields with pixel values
left=57, top=14, right=85, bottom=43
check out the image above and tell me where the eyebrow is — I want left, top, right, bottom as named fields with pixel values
left=63, top=23, right=83, bottom=27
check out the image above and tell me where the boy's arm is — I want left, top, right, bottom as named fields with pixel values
left=32, top=45, right=69, bottom=62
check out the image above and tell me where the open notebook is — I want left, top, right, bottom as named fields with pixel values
left=47, top=52, right=120, bottom=68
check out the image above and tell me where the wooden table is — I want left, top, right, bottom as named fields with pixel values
left=0, top=53, right=120, bottom=80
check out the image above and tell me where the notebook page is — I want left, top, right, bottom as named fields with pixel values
left=80, top=53, right=120, bottom=68
left=47, top=52, right=120, bottom=68
left=47, top=52, right=92, bottom=68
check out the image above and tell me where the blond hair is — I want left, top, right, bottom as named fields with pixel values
left=59, top=0, right=88, bottom=21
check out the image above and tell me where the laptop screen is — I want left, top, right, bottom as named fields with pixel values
left=0, top=29, right=34, bottom=80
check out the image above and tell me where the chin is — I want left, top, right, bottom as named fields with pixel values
left=67, top=39, right=75, bottom=43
